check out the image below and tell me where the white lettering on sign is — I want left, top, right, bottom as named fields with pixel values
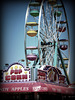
left=57, top=88, right=61, bottom=92
left=52, top=88, right=56, bottom=92
left=33, top=86, right=48, bottom=92
left=33, top=86, right=41, bottom=91
left=11, top=87, right=29, bottom=92
left=0, top=88, right=9, bottom=92
left=41, top=87, right=48, bottom=91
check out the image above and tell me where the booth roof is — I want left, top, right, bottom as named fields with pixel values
left=0, top=81, right=75, bottom=95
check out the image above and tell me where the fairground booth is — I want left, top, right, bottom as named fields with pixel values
left=0, top=0, right=75, bottom=100
left=0, top=62, right=75, bottom=100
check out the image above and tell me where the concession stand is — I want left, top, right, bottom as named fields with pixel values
left=0, top=63, right=75, bottom=100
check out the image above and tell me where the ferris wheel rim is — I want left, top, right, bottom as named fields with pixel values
left=24, top=2, right=30, bottom=66
left=60, top=0, right=70, bottom=75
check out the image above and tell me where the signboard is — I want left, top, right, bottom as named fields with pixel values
left=0, top=82, right=48, bottom=93
left=3, top=63, right=31, bottom=82
left=0, top=82, right=75, bottom=95
left=37, top=70, right=47, bottom=82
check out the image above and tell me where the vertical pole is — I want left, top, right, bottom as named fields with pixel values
left=42, top=48, right=45, bottom=65
left=31, top=67, right=34, bottom=81
left=34, top=67, right=37, bottom=81
left=53, top=42, right=58, bottom=67
left=31, top=67, right=37, bottom=81
left=34, top=93, right=39, bottom=100
left=53, top=10, right=58, bottom=68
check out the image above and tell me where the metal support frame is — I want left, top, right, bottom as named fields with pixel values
left=31, top=67, right=37, bottom=81
left=53, top=42, right=58, bottom=67
left=58, top=48, right=70, bottom=84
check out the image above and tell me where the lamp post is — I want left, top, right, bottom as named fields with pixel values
left=4, top=63, right=9, bottom=70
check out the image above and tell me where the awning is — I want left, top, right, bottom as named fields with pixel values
left=0, top=82, right=48, bottom=93
left=0, top=82, right=75, bottom=95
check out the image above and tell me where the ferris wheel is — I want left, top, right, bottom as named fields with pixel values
left=24, top=0, right=70, bottom=83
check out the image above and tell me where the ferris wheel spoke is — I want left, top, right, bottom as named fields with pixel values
left=47, top=8, right=57, bottom=41
left=33, top=17, right=38, bottom=22
left=48, top=5, right=54, bottom=26
left=40, top=50, right=47, bottom=64
left=45, top=51, right=50, bottom=64
left=45, top=2, right=51, bottom=26
left=42, top=14, right=48, bottom=34
left=40, top=31, right=48, bottom=39
left=40, top=27, right=48, bottom=36
left=26, top=26, right=30, bottom=30
left=49, top=48, right=55, bottom=60
left=43, top=47, right=55, bottom=65
left=60, top=50, right=68, bottom=58
left=47, top=52, right=53, bottom=65
left=57, top=24, right=66, bottom=39
left=48, top=6, right=57, bottom=40
left=42, top=7, right=50, bottom=34
left=40, top=44, right=54, bottom=49
left=41, top=48, right=49, bottom=63
left=40, top=15, right=49, bottom=31
left=40, top=34, right=46, bottom=42
left=52, top=17, right=61, bottom=41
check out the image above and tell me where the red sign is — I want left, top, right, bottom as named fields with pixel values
left=37, top=70, right=47, bottom=81
left=0, top=82, right=48, bottom=93
left=3, top=63, right=31, bottom=82
left=0, top=82, right=75, bottom=95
